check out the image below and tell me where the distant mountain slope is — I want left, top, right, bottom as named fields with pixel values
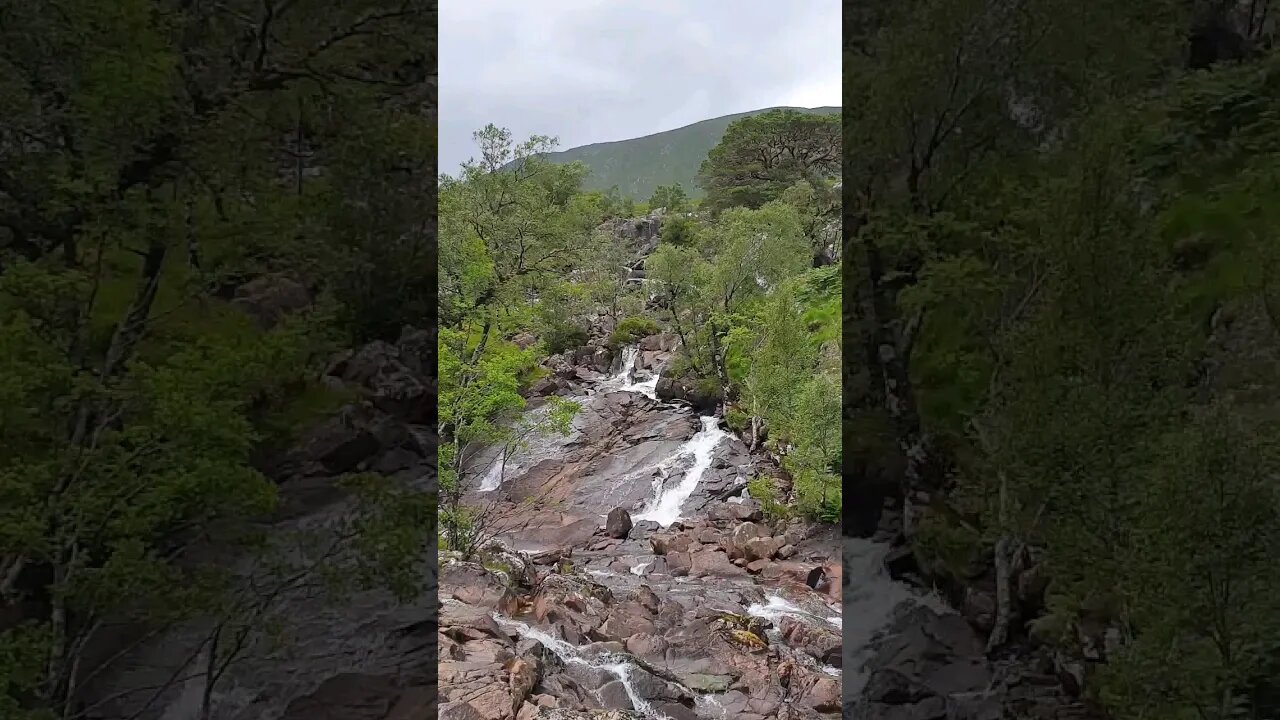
left=543, top=106, right=839, bottom=201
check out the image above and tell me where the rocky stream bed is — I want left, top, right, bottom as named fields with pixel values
left=438, top=341, right=851, bottom=720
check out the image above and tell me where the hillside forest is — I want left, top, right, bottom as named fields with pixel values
left=847, top=0, right=1280, bottom=717
left=438, top=109, right=843, bottom=555
left=0, top=3, right=436, bottom=718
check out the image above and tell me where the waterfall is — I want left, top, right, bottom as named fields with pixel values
left=610, top=344, right=661, bottom=399
left=633, top=416, right=727, bottom=527
left=494, top=615, right=675, bottom=719
left=612, top=345, right=640, bottom=384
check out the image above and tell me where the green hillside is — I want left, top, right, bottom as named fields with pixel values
left=543, top=106, right=839, bottom=201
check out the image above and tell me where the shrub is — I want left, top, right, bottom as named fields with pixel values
left=543, top=324, right=588, bottom=355
left=660, top=215, right=701, bottom=246
left=748, top=476, right=789, bottom=521
left=608, top=315, right=660, bottom=347
left=725, top=405, right=750, bottom=434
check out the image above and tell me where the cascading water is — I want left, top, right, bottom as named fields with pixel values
left=494, top=615, right=676, bottom=720
left=633, top=416, right=728, bottom=527
left=746, top=595, right=842, bottom=630
left=612, top=345, right=640, bottom=384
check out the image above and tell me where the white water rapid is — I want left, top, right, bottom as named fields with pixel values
left=633, top=416, right=728, bottom=527
left=612, top=345, right=640, bottom=384
left=494, top=615, right=677, bottom=720
left=746, top=594, right=842, bottom=630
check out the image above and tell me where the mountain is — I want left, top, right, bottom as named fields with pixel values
left=542, top=106, right=840, bottom=201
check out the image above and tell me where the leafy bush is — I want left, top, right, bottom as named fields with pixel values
left=747, top=476, right=789, bottom=521
left=543, top=324, right=589, bottom=355
left=725, top=405, right=750, bottom=433
left=608, top=315, right=659, bottom=347
left=660, top=214, right=701, bottom=246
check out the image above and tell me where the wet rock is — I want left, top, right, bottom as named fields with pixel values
left=328, top=340, right=431, bottom=422
left=598, top=680, right=632, bottom=710
left=654, top=703, right=699, bottom=720
left=605, top=508, right=633, bottom=539
left=684, top=673, right=733, bottom=693
left=280, top=674, right=401, bottom=720
left=291, top=403, right=408, bottom=475
left=689, top=549, right=747, bottom=578
left=778, top=616, right=842, bottom=666
left=654, top=376, right=719, bottom=414
left=806, top=566, right=827, bottom=590
left=883, top=545, right=919, bottom=580
left=530, top=377, right=563, bottom=397
left=730, top=521, right=765, bottom=553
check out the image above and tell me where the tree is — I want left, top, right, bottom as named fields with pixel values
left=437, top=328, right=577, bottom=557
left=0, top=3, right=436, bottom=716
left=697, top=110, right=839, bottom=212
left=647, top=183, right=688, bottom=213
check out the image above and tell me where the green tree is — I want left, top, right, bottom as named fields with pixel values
left=648, top=183, right=688, bottom=213
left=437, top=328, right=577, bottom=557
left=697, top=109, right=839, bottom=212
left=0, top=3, right=435, bottom=715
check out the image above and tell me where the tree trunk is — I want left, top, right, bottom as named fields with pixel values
left=854, top=232, right=938, bottom=511
left=987, top=535, right=1014, bottom=652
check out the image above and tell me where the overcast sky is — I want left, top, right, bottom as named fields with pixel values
left=439, top=1, right=842, bottom=175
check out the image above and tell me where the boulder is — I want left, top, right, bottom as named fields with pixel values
left=729, top=522, right=766, bottom=557
left=529, top=377, right=563, bottom=397
left=605, top=508, right=633, bottom=539
left=291, top=403, right=408, bottom=475
left=231, top=274, right=310, bottom=328
left=639, top=333, right=678, bottom=352
left=742, top=536, right=780, bottom=562
left=654, top=377, right=719, bottom=414
left=328, top=340, right=430, bottom=423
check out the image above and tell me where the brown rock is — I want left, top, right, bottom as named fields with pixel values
left=505, top=657, right=538, bottom=708
left=730, top=522, right=766, bottom=557
left=689, top=550, right=747, bottom=578
left=605, top=508, right=633, bottom=539
left=803, top=676, right=841, bottom=713
left=742, top=536, right=780, bottom=562
left=440, top=702, right=487, bottom=720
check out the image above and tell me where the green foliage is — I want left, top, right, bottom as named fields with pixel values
left=648, top=183, right=688, bottom=213
left=660, top=214, right=702, bottom=246
left=698, top=110, right=840, bottom=212
left=0, top=3, right=434, bottom=714
left=538, top=106, right=838, bottom=201
left=849, top=2, right=1280, bottom=714
left=747, top=476, right=790, bottom=522
left=608, top=316, right=660, bottom=347
left=543, top=325, right=589, bottom=356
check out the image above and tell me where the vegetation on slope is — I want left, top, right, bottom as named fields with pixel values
left=0, top=4, right=436, bottom=717
left=537, top=106, right=839, bottom=201
left=439, top=109, right=842, bottom=538
left=849, top=0, right=1280, bottom=715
